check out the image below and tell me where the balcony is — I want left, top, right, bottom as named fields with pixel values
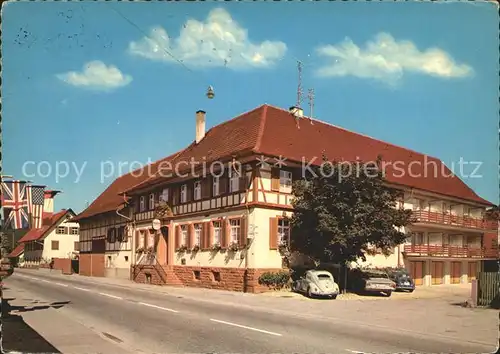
left=412, top=210, right=497, bottom=230
left=403, top=244, right=498, bottom=259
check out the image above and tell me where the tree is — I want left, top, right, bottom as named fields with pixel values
left=484, top=205, right=500, bottom=221
left=290, top=155, right=414, bottom=266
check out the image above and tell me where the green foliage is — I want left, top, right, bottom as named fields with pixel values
left=258, top=271, right=291, bottom=290
left=290, top=155, right=414, bottom=266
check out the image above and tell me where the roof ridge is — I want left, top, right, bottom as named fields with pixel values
left=253, top=105, right=268, bottom=153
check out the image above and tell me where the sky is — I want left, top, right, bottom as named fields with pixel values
left=3, top=1, right=499, bottom=213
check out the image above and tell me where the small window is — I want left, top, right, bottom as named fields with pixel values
left=213, top=176, right=220, bottom=196
left=194, top=224, right=202, bottom=246
left=181, top=225, right=188, bottom=246
left=139, top=196, right=146, bottom=212
left=149, top=193, right=156, bottom=210
left=277, top=219, right=290, bottom=246
left=124, top=256, right=129, bottom=262
left=279, top=170, right=292, bottom=193
left=213, top=221, right=221, bottom=245
left=70, top=227, right=79, bottom=235
left=194, top=181, right=202, bottom=200
left=160, top=188, right=169, bottom=203
left=51, top=240, right=59, bottom=250
left=229, top=174, right=239, bottom=193
left=74, top=241, right=79, bottom=251
left=180, top=185, right=187, bottom=203
left=56, top=226, right=66, bottom=234
left=230, top=219, right=240, bottom=244
left=193, top=270, right=201, bottom=280
left=212, top=271, right=221, bottom=282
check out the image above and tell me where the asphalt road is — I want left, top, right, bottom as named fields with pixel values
left=5, top=272, right=496, bottom=354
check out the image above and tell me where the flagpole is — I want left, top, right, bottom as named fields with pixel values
left=0, top=174, right=13, bottom=354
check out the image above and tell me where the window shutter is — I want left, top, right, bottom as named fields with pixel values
left=175, top=225, right=181, bottom=248
left=135, top=230, right=141, bottom=250
left=269, top=217, right=278, bottom=249
left=187, top=224, right=193, bottom=248
left=209, top=221, right=215, bottom=246
left=221, top=219, right=229, bottom=248
left=239, top=216, right=247, bottom=247
left=219, top=173, right=228, bottom=194
left=271, top=168, right=280, bottom=191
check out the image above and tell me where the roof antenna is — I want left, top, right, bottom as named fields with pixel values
left=296, top=60, right=303, bottom=108
left=307, top=88, right=315, bottom=124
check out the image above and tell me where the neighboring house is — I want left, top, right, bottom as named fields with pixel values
left=72, top=149, right=184, bottom=279
left=18, top=209, right=79, bottom=266
left=78, top=104, right=497, bottom=291
left=7, top=243, right=25, bottom=266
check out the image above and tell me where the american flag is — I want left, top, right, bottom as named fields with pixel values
left=26, top=185, right=45, bottom=229
left=1, top=180, right=29, bottom=230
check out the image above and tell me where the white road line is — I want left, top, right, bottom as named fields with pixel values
left=73, top=286, right=91, bottom=292
left=210, top=319, right=282, bottom=337
left=41, top=279, right=51, bottom=283
left=98, top=292, right=123, bottom=300
left=345, top=350, right=365, bottom=354
left=138, top=302, right=179, bottom=313
left=54, top=282, right=68, bottom=287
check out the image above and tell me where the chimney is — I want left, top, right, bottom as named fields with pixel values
left=43, top=190, right=60, bottom=214
left=289, top=106, right=303, bottom=118
left=195, top=110, right=206, bottom=144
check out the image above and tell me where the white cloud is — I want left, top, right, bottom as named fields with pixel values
left=314, top=32, right=473, bottom=84
left=128, top=8, right=287, bottom=69
left=57, top=61, right=132, bottom=91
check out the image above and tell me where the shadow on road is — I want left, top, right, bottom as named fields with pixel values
left=2, top=297, right=70, bottom=353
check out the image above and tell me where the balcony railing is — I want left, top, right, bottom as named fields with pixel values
left=412, top=210, right=497, bottom=230
left=403, top=244, right=498, bottom=258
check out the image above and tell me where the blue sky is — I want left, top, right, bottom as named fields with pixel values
left=3, top=1, right=499, bottom=213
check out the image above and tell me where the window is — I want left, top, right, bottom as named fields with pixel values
left=193, top=270, right=201, bottom=280
left=139, top=196, right=146, bottom=212
left=412, top=232, right=424, bottom=245
left=230, top=219, right=241, bottom=244
left=279, top=170, right=293, bottom=193
left=181, top=225, right=188, bottom=246
left=277, top=219, right=290, bottom=246
left=212, top=271, right=221, bottom=282
left=51, top=240, right=59, bottom=250
left=139, top=231, right=145, bottom=249
left=194, top=224, right=202, bottom=246
left=74, top=241, right=79, bottom=251
left=229, top=173, right=240, bottom=193
left=213, top=176, right=220, bottom=196
left=149, top=193, right=156, bottom=210
left=70, top=227, right=79, bottom=235
left=160, top=188, right=169, bottom=203
left=194, top=181, right=202, bottom=200
left=180, top=185, right=187, bottom=203
left=213, top=221, right=221, bottom=245
left=56, top=226, right=66, bottom=234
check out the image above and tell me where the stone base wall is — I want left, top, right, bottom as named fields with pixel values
left=130, top=265, right=285, bottom=293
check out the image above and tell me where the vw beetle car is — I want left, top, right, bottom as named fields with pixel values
left=387, top=268, right=415, bottom=292
left=293, top=270, right=340, bottom=299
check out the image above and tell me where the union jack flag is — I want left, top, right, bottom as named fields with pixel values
left=1, top=180, right=29, bottom=230
left=26, top=185, right=45, bottom=229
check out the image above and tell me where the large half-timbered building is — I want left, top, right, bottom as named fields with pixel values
left=76, top=104, right=498, bottom=290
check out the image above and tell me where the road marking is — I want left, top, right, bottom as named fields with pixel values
left=74, top=287, right=90, bottom=292
left=99, top=292, right=123, bottom=300
left=210, top=319, right=282, bottom=337
left=138, top=302, right=179, bottom=313
left=346, top=350, right=365, bottom=354
left=54, top=282, right=68, bottom=287
left=41, top=279, right=51, bottom=283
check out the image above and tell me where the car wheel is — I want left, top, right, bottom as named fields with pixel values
left=384, top=291, right=392, bottom=297
left=331, top=294, right=337, bottom=300
left=307, top=287, right=313, bottom=298
left=409, top=289, right=414, bottom=293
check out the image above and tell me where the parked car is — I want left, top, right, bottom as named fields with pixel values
left=387, top=268, right=415, bottom=292
left=293, top=270, right=340, bottom=299
left=350, top=269, right=396, bottom=297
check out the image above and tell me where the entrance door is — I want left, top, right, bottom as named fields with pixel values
left=451, top=262, right=461, bottom=284
left=431, top=261, right=444, bottom=285
left=410, top=261, right=424, bottom=285
left=468, top=262, right=477, bottom=282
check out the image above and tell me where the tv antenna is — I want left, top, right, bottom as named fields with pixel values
left=296, top=60, right=303, bottom=108
left=307, top=88, right=315, bottom=123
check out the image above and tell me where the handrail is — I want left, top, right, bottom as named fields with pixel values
left=403, top=244, right=498, bottom=258
left=412, top=210, right=497, bottom=230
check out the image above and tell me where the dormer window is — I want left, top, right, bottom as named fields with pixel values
left=180, top=184, right=187, bottom=203
left=160, top=188, right=169, bottom=203
left=149, top=193, right=155, bottom=210
left=139, top=196, right=146, bottom=212
left=194, top=181, right=202, bottom=201
left=229, top=170, right=240, bottom=193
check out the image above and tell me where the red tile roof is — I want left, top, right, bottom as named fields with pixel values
left=18, top=209, right=74, bottom=243
left=73, top=150, right=185, bottom=221
left=7, top=243, right=24, bottom=258
left=126, top=104, right=492, bottom=206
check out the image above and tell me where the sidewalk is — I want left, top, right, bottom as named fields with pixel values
left=3, top=285, right=133, bottom=354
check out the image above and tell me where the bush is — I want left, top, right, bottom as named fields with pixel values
left=258, top=271, right=291, bottom=290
